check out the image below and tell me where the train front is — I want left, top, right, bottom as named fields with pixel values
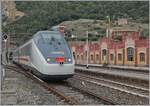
left=34, top=31, right=74, bottom=80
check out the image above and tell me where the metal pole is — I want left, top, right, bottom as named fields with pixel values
left=6, top=35, right=9, bottom=64
left=0, top=0, right=3, bottom=91
left=4, top=39, right=7, bottom=63
left=108, top=16, right=111, bottom=70
left=86, top=30, right=89, bottom=68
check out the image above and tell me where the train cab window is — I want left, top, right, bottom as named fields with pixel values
left=127, top=47, right=134, bottom=61
left=41, top=32, right=65, bottom=44
left=110, top=54, right=114, bottom=61
left=140, top=53, right=145, bottom=62
left=51, top=37, right=55, bottom=41
left=91, top=55, right=93, bottom=61
left=58, top=42, right=61, bottom=45
left=118, top=53, right=122, bottom=61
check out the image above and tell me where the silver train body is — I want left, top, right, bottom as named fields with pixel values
left=13, top=31, right=74, bottom=80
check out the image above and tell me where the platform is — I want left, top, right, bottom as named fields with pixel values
left=75, top=65, right=149, bottom=81
left=1, top=64, right=56, bottom=105
left=76, top=64, right=149, bottom=72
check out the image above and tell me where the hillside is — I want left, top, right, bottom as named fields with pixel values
left=60, top=19, right=106, bottom=36
left=2, top=1, right=149, bottom=43
left=2, top=1, right=25, bottom=24
left=59, top=19, right=149, bottom=38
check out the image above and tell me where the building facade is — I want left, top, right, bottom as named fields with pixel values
left=69, top=29, right=149, bottom=67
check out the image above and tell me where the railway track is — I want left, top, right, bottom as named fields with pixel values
left=50, top=82, right=108, bottom=105
left=66, top=72, right=149, bottom=105
left=4, top=64, right=116, bottom=105
left=75, top=66, right=149, bottom=89
left=75, top=73, right=149, bottom=96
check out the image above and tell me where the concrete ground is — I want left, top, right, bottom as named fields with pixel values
left=1, top=66, right=57, bottom=105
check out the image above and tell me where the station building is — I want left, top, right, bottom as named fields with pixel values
left=69, top=28, right=149, bottom=67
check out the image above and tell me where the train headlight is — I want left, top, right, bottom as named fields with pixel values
left=47, top=58, right=50, bottom=62
left=68, top=58, right=71, bottom=62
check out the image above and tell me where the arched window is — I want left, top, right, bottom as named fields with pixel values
left=140, top=53, right=145, bottom=62
left=91, top=55, right=93, bottom=61
left=96, top=54, right=99, bottom=61
left=81, top=55, right=84, bottom=60
left=77, top=55, right=79, bottom=60
left=102, top=49, right=107, bottom=61
left=118, top=53, right=122, bottom=61
left=110, top=54, right=114, bottom=61
left=127, top=47, right=134, bottom=61
left=85, top=51, right=87, bottom=57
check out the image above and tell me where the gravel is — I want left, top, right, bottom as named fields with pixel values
left=1, top=68, right=58, bottom=105
left=52, top=83, right=104, bottom=105
left=67, top=77, right=149, bottom=105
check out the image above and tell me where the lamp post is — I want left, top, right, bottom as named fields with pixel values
left=1, top=34, right=8, bottom=84
left=86, top=30, right=89, bottom=68
left=106, top=16, right=111, bottom=37
left=106, top=16, right=111, bottom=69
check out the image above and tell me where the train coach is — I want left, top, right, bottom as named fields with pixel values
left=13, top=31, right=74, bottom=80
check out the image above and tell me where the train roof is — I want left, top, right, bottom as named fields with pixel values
left=14, top=31, right=62, bottom=52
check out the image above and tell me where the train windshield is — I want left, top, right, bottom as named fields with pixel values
left=41, top=33, right=65, bottom=45
left=34, top=31, right=72, bottom=64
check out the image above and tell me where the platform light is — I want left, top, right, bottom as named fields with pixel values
left=47, top=58, right=50, bottom=62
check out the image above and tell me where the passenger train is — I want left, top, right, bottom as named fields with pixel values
left=13, top=31, right=74, bottom=80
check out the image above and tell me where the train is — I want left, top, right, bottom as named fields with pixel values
left=13, top=31, right=74, bottom=80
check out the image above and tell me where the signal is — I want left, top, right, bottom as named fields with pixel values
left=3, top=34, right=8, bottom=41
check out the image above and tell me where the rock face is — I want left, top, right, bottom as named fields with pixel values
left=2, top=1, right=25, bottom=23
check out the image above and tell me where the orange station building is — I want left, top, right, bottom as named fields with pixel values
left=69, top=28, right=149, bottom=67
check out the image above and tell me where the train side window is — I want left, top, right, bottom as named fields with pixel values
left=127, top=47, right=134, bottom=61
left=140, top=53, right=145, bottom=62
left=27, top=44, right=30, bottom=56
left=118, top=53, right=122, bottom=61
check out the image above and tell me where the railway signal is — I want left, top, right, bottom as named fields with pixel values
left=3, top=34, right=8, bottom=42
left=2, top=34, right=9, bottom=63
